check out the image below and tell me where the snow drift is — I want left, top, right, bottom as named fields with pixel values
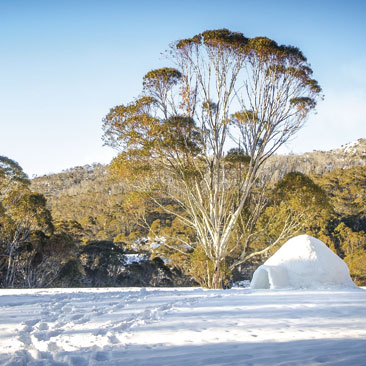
left=250, top=234, right=356, bottom=289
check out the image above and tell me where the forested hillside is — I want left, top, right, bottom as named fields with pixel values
left=27, top=139, right=366, bottom=286
left=265, top=138, right=366, bottom=179
left=32, top=139, right=366, bottom=200
left=32, top=164, right=130, bottom=241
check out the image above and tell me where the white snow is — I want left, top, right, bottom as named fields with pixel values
left=1, top=286, right=365, bottom=365
left=342, top=140, right=359, bottom=153
left=251, top=235, right=356, bottom=290
left=340, top=139, right=362, bottom=154
left=124, top=254, right=148, bottom=265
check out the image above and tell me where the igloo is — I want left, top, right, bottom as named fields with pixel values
left=250, top=234, right=356, bottom=289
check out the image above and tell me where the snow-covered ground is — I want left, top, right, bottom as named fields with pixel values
left=1, top=287, right=365, bottom=365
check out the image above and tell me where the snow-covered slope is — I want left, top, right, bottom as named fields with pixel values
left=1, top=287, right=365, bottom=365
left=251, top=235, right=356, bottom=289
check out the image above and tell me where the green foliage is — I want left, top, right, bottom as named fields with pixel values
left=310, top=166, right=366, bottom=281
left=79, top=240, right=125, bottom=286
left=189, top=246, right=230, bottom=288
left=56, top=259, right=85, bottom=287
left=344, top=249, right=366, bottom=286
left=239, top=172, right=333, bottom=261
left=102, top=96, right=157, bottom=150
left=0, top=155, right=30, bottom=190
left=274, top=172, right=331, bottom=226
left=149, top=216, right=194, bottom=264
left=32, top=164, right=147, bottom=243
left=224, top=148, right=251, bottom=165
left=272, top=172, right=330, bottom=210
left=231, top=110, right=260, bottom=125
left=3, top=190, right=53, bottom=234
left=161, top=116, right=203, bottom=154
left=119, top=256, right=177, bottom=287
left=54, top=219, right=84, bottom=243
left=189, top=246, right=215, bottom=288
left=176, top=28, right=248, bottom=51
left=106, top=112, right=203, bottom=184
left=143, top=68, right=182, bottom=91
left=334, top=223, right=366, bottom=256
left=313, top=166, right=366, bottom=221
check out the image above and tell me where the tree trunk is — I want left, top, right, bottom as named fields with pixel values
left=211, top=262, right=223, bottom=289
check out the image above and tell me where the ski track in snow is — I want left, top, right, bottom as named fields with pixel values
left=0, top=287, right=365, bottom=365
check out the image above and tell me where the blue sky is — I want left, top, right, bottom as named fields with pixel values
left=1, top=0, right=365, bottom=176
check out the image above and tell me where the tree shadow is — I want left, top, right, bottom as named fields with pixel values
left=3, top=338, right=365, bottom=366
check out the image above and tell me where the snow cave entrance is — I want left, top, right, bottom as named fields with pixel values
left=253, top=267, right=270, bottom=289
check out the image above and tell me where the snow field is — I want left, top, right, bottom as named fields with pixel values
left=0, top=287, right=366, bottom=365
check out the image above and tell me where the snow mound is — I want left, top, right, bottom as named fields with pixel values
left=251, top=234, right=356, bottom=289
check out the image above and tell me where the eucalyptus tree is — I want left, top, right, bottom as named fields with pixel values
left=0, top=156, right=29, bottom=196
left=103, top=29, right=322, bottom=288
left=0, top=157, right=53, bottom=287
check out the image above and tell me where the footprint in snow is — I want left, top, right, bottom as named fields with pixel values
left=36, top=322, right=49, bottom=331
left=17, top=332, right=32, bottom=346
left=61, top=305, right=73, bottom=312
left=75, top=317, right=90, bottom=324
left=93, top=351, right=110, bottom=362
left=70, top=313, right=84, bottom=320
left=107, top=332, right=120, bottom=344
left=33, top=329, right=63, bottom=341
left=67, top=355, right=88, bottom=366
left=24, top=319, right=41, bottom=327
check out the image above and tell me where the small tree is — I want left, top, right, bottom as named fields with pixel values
left=103, top=29, right=322, bottom=288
